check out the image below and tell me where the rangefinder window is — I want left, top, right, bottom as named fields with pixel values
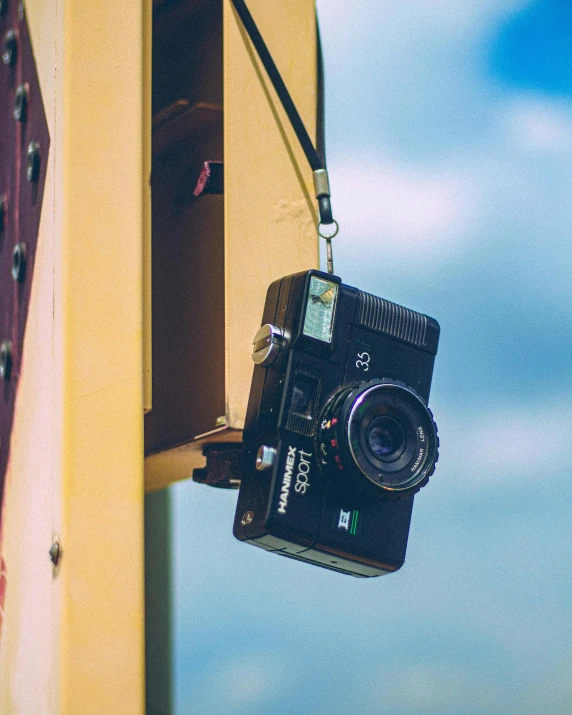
left=303, top=276, right=338, bottom=343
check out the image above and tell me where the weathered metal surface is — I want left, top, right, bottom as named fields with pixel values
left=192, top=443, right=242, bottom=488
left=0, top=1, right=49, bottom=546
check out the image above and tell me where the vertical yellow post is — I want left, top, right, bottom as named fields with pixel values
left=58, top=0, right=149, bottom=709
left=0, top=0, right=150, bottom=712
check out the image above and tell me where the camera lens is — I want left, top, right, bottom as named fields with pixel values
left=318, top=379, right=438, bottom=496
left=366, top=416, right=406, bottom=461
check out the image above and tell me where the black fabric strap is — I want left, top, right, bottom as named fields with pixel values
left=231, top=0, right=335, bottom=229
left=316, top=26, right=333, bottom=225
left=231, top=0, right=323, bottom=171
left=316, top=24, right=326, bottom=168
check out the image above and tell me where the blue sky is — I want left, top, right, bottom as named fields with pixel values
left=171, top=1, right=572, bottom=712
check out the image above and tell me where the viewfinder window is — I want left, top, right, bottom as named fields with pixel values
left=290, top=374, right=318, bottom=419
left=286, top=370, right=322, bottom=436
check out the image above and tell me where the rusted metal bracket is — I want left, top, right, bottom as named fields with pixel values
left=0, top=3, right=50, bottom=517
left=192, top=443, right=242, bottom=489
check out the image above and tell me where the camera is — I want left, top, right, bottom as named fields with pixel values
left=233, top=270, right=440, bottom=577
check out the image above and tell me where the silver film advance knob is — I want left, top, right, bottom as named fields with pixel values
left=252, top=324, right=283, bottom=366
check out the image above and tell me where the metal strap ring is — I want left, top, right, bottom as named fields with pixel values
left=317, top=219, right=339, bottom=240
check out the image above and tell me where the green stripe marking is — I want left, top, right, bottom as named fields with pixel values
left=350, top=510, right=359, bottom=535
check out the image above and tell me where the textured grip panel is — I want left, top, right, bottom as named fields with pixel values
left=357, top=291, right=427, bottom=347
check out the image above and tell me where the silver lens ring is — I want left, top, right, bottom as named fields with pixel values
left=346, top=380, right=438, bottom=495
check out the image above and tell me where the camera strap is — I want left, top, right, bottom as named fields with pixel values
left=231, top=0, right=338, bottom=273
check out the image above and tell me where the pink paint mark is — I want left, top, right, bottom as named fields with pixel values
left=193, top=161, right=212, bottom=196
left=0, top=555, right=6, bottom=647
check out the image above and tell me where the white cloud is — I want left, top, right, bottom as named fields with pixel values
left=179, top=653, right=291, bottom=715
left=501, top=97, right=572, bottom=152
left=317, top=0, right=530, bottom=49
left=360, top=663, right=502, bottom=714
left=221, top=658, right=279, bottom=706
left=439, top=397, right=572, bottom=492
left=316, top=0, right=530, bottom=150
left=314, top=1, right=572, bottom=290
left=326, top=95, right=572, bottom=300
left=360, top=657, right=572, bottom=715
left=330, top=156, right=474, bottom=262
left=523, top=650, right=572, bottom=715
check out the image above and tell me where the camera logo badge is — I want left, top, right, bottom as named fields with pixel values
left=337, top=509, right=360, bottom=536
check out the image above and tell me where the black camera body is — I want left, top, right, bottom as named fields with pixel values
left=233, top=270, right=440, bottom=577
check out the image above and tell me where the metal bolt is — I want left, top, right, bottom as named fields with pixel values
left=27, top=141, right=40, bottom=182
left=11, top=242, right=26, bottom=281
left=49, top=538, right=60, bottom=566
left=0, top=340, right=12, bottom=380
left=255, top=445, right=276, bottom=471
left=0, top=195, right=6, bottom=231
left=241, top=511, right=254, bottom=526
left=2, top=29, right=17, bottom=67
left=13, top=83, right=28, bottom=122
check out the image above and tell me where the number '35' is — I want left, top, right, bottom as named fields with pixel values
left=356, top=352, right=370, bottom=371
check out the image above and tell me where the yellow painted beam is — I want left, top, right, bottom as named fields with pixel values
left=0, top=0, right=150, bottom=712
left=59, top=0, right=149, bottom=709
left=224, top=0, right=319, bottom=427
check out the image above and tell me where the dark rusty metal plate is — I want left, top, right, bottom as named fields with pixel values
left=0, top=2, right=50, bottom=523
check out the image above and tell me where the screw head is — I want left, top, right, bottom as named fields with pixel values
left=241, top=511, right=254, bottom=526
left=11, top=242, right=26, bottom=281
left=0, top=340, right=12, bottom=380
left=49, top=539, right=60, bottom=566
left=13, top=83, right=28, bottom=122
left=27, top=141, right=40, bottom=182
left=2, top=29, right=17, bottom=67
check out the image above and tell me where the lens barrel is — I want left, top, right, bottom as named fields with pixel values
left=318, top=379, right=438, bottom=496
